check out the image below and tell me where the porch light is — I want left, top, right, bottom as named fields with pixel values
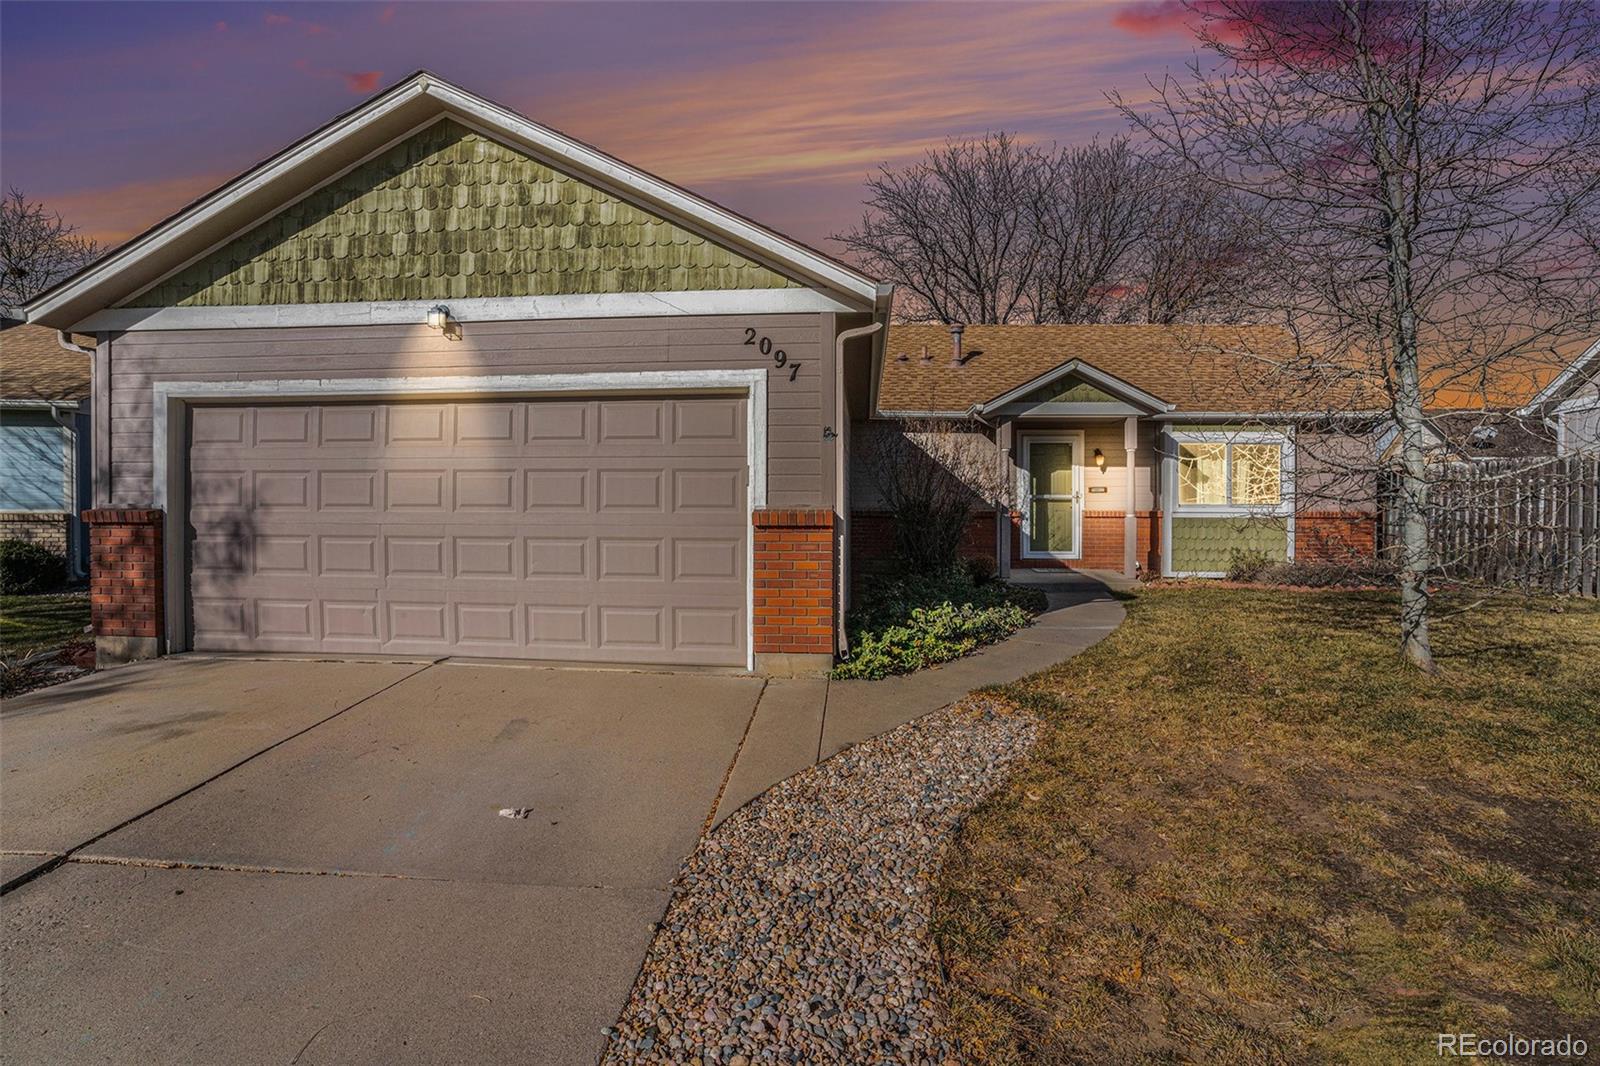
left=426, top=305, right=452, bottom=332
left=1093, top=448, right=1106, bottom=470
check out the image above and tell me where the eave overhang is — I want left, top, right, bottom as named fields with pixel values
left=23, top=71, right=881, bottom=330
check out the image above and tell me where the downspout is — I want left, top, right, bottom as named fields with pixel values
left=56, top=330, right=95, bottom=357
left=54, top=331, right=95, bottom=580
left=833, top=320, right=884, bottom=657
left=46, top=402, right=85, bottom=580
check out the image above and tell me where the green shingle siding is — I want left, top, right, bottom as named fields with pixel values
left=130, top=119, right=801, bottom=308
left=1018, top=377, right=1120, bottom=404
left=1169, top=516, right=1289, bottom=573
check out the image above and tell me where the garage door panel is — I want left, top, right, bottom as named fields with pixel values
left=188, top=397, right=749, bottom=666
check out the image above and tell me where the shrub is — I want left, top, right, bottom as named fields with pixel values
left=0, top=540, right=67, bottom=594
left=1253, top=558, right=1395, bottom=588
left=1225, top=548, right=1276, bottom=582
left=833, top=568, right=1046, bottom=680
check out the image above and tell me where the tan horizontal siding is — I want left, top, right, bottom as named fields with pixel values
left=104, top=313, right=834, bottom=510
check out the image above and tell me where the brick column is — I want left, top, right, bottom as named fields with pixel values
left=752, top=508, right=835, bottom=676
left=81, top=508, right=164, bottom=667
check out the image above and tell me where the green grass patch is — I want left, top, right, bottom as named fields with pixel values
left=1, top=593, right=90, bottom=659
left=934, top=587, right=1600, bottom=1064
left=832, top=569, right=1047, bottom=680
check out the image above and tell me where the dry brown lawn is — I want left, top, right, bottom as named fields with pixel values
left=934, top=587, right=1599, bottom=1064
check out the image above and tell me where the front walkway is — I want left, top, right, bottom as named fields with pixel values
left=713, top=570, right=1125, bottom=824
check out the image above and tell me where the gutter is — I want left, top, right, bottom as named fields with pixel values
left=56, top=331, right=95, bottom=357
left=833, top=319, right=884, bottom=657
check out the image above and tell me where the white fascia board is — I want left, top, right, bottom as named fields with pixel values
left=429, top=82, right=878, bottom=306
left=24, top=80, right=431, bottom=324
left=978, top=359, right=1174, bottom=414
left=29, top=73, right=878, bottom=325
left=1553, top=385, right=1600, bottom=415
left=76, top=289, right=854, bottom=332
left=1518, top=336, right=1600, bottom=414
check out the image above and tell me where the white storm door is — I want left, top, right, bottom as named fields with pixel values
left=1021, top=433, right=1083, bottom=559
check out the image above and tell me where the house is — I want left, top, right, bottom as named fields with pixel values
left=18, top=72, right=1392, bottom=674
left=0, top=321, right=92, bottom=579
left=1373, top=409, right=1558, bottom=463
left=853, top=323, right=1382, bottom=580
left=1517, top=336, right=1600, bottom=455
left=22, top=72, right=890, bottom=672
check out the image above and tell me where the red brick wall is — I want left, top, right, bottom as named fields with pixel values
left=1296, top=511, right=1377, bottom=563
left=82, top=509, right=164, bottom=641
left=849, top=510, right=998, bottom=578
left=753, top=509, right=835, bottom=656
left=1010, top=510, right=1162, bottom=574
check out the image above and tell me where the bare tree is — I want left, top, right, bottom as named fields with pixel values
left=833, top=134, right=1057, bottom=324
left=0, top=188, right=99, bottom=310
left=1031, top=138, right=1151, bottom=323
left=1120, top=0, right=1600, bottom=671
left=838, top=134, right=1273, bottom=326
left=858, top=419, right=1017, bottom=573
left=1124, top=176, right=1267, bottom=324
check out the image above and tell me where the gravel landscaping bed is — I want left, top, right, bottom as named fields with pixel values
left=602, top=697, right=1038, bottom=1065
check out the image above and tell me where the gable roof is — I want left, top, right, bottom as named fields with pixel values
left=1517, top=335, right=1600, bottom=415
left=24, top=71, right=884, bottom=330
left=0, top=323, right=91, bottom=403
left=876, top=323, right=1360, bottom=416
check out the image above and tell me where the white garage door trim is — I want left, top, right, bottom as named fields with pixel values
left=153, top=368, right=768, bottom=668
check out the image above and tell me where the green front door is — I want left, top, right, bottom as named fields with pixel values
left=1024, top=436, right=1080, bottom=558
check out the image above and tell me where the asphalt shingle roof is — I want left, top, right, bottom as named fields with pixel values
left=1, top=323, right=92, bottom=403
left=877, top=323, right=1369, bottom=416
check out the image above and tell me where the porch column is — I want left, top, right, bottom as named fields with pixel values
left=1123, top=416, right=1139, bottom=579
left=997, top=420, right=1014, bottom=578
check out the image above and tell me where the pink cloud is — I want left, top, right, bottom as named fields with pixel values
left=378, top=5, right=396, bottom=24
left=213, top=20, right=227, bottom=33
left=343, top=70, right=383, bottom=94
left=262, top=12, right=293, bottom=26
left=1112, top=1, right=1191, bottom=35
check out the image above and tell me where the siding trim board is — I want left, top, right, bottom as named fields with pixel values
left=151, top=368, right=768, bottom=668
left=24, top=73, right=881, bottom=330
left=81, top=290, right=857, bottom=333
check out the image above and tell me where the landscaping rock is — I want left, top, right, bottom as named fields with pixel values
left=603, top=697, right=1037, bottom=1064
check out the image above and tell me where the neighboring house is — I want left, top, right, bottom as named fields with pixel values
left=854, top=324, right=1382, bottom=580
left=1373, top=409, right=1558, bottom=463
left=0, top=321, right=92, bottom=578
left=1517, top=337, right=1600, bottom=455
left=22, top=72, right=890, bottom=671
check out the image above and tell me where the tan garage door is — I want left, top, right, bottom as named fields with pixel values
left=186, top=396, right=749, bottom=666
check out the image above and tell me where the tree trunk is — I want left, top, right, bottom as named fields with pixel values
left=1353, top=0, right=1437, bottom=672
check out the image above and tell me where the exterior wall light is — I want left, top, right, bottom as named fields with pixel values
left=426, top=306, right=452, bottom=331
left=1093, top=448, right=1106, bottom=471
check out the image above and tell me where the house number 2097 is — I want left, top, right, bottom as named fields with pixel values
left=743, top=327, right=803, bottom=382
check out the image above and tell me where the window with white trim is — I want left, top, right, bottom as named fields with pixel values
left=1173, top=431, right=1290, bottom=511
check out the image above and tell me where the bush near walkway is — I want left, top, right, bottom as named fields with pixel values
left=833, top=569, right=1047, bottom=680
left=935, top=587, right=1599, bottom=1064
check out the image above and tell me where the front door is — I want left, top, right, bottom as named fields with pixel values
left=1022, top=434, right=1083, bottom=559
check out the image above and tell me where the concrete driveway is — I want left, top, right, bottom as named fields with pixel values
left=1, top=656, right=763, bottom=1065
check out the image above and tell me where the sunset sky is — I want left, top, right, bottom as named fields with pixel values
left=0, top=1, right=1204, bottom=254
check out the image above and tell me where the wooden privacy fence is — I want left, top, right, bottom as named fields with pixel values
left=1379, top=454, right=1600, bottom=597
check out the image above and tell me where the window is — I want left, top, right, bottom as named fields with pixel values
left=0, top=411, right=70, bottom=511
left=1174, top=435, right=1287, bottom=509
left=1232, top=444, right=1283, bottom=505
left=1177, top=443, right=1227, bottom=505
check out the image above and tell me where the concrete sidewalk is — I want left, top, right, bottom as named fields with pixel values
left=713, top=571, right=1125, bottom=825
